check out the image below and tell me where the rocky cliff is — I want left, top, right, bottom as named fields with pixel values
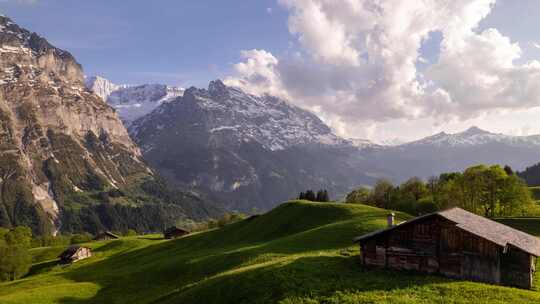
left=0, top=16, right=218, bottom=235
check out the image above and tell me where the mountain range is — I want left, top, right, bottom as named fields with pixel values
left=4, top=13, right=540, bottom=231
left=0, top=16, right=219, bottom=235
left=127, top=80, right=374, bottom=211
left=87, top=77, right=540, bottom=212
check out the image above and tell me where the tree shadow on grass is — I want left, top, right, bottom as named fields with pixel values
left=150, top=255, right=454, bottom=304
left=55, top=244, right=456, bottom=304
left=26, top=259, right=59, bottom=276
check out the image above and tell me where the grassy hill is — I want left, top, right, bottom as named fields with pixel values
left=1, top=201, right=540, bottom=303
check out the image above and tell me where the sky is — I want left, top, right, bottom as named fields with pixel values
left=2, top=0, right=540, bottom=144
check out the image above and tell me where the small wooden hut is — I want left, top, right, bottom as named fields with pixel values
left=94, top=231, right=120, bottom=241
left=58, top=246, right=92, bottom=264
left=163, top=227, right=190, bottom=239
left=354, top=208, right=540, bottom=289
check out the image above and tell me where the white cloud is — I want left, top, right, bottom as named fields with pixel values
left=531, top=42, right=540, bottom=49
left=224, top=49, right=287, bottom=99
left=227, top=0, right=540, bottom=141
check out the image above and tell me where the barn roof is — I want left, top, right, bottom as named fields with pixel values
left=354, top=207, right=540, bottom=257
left=58, top=246, right=89, bottom=259
left=164, top=226, right=190, bottom=234
left=94, top=231, right=120, bottom=239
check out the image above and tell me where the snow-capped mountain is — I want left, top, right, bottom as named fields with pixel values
left=85, top=75, right=129, bottom=101
left=404, top=126, right=540, bottom=148
left=362, top=126, right=540, bottom=182
left=132, top=80, right=347, bottom=152
left=85, top=76, right=184, bottom=125
left=128, top=79, right=540, bottom=211
left=130, top=80, right=375, bottom=211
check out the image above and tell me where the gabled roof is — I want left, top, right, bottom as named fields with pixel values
left=94, top=231, right=120, bottom=239
left=354, top=207, right=540, bottom=257
left=58, top=246, right=89, bottom=259
left=164, top=226, right=190, bottom=234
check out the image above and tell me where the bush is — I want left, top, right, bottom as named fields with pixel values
left=0, top=227, right=32, bottom=281
left=124, top=229, right=137, bottom=237
left=70, top=233, right=93, bottom=244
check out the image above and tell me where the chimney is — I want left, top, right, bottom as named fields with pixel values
left=387, top=212, right=395, bottom=227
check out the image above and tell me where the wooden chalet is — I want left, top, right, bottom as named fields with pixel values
left=163, top=227, right=190, bottom=239
left=94, top=231, right=120, bottom=241
left=58, top=246, right=92, bottom=264
left=354, top=208, right=540, bottom=289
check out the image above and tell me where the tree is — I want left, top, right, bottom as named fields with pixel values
left=372, top=179, right=394, bottom=209
left=400, top=177, right=428, bottom=202
left=346, top=187, right=371, bottom=204
left=125, top=229, right=137, bottom=237
left=315, top=190, right=329, bottom=202
left=71, top=232, right=93, bottom=244
left=304, top=190, right=316, bottom=201
left=316, top=190, right=329, bottom=202
left=0, top=226, right=32, bottom=281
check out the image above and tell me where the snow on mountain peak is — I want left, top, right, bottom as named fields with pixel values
left=405, top=126, right=540, bottom=148
left=132, top=80, right=348, bottom=151
left=85, top=75, right=184, bottom=125
left=85, top=75, right=129, bottom=100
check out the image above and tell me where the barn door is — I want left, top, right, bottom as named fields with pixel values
left=439, top=226, right=461, bottom=277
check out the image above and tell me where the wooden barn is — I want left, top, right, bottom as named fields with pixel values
left=94, top=231, right=120, bottom=241
left=163, top=227, right=190, bottom=239
left=354, top=208, right=540, bottom=289
left=58, top=246, right=92, bottom=264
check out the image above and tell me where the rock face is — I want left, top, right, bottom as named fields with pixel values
left=0, top=16, right=217, bottom=235
left=130, top=80, right=375, bottom=211
left=85, top=76, right=184, bottom=125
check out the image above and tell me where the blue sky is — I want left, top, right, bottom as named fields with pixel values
left=0, top=0, right=291, bottom=87
left=2, top=0, right=540, bottom=142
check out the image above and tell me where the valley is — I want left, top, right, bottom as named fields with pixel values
left=1, top=201, right=540, bottom=303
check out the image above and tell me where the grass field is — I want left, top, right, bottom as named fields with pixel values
left=1, top=201, right=540, bottom=303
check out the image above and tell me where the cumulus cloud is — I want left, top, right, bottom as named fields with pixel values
left=226, top=0, right=540, bottom=139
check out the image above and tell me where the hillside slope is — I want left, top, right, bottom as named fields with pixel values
left=1, top=201, right=539, bottom=304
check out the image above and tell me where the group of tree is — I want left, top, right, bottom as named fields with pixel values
left=346, top=165, right=534, bottom=218
left=31, top=232, right=96, bottom=248
left=298, top=189, right=330, bottom=202
left=0, top=227, right=32, bottom=281
left=175, top=212, right=248, bottom=232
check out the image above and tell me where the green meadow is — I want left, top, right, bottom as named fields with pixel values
left=1, top=201, right=540, bottom=304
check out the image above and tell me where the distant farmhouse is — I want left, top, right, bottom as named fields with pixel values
left=163, top=227, right=190, bottom=239
left=94, top=231, right=120, bottom=241
left=59, top=246, right=92, bottom=264
left=354, top=208, right=540, bottom=289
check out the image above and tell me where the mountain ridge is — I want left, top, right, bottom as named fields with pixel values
left=0, top=16, right=218, bottom=235
left=85, top=75, right=184, bottom=125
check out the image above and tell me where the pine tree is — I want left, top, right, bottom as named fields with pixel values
left=298, top=192, right=305, bottom=200
left=316, top=190, right=324, bottom=202
left=322, top=190, right=330, bottom=202
left=305, top=190, right=316, bottom=201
